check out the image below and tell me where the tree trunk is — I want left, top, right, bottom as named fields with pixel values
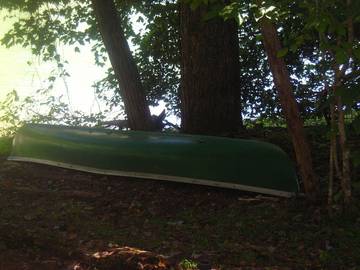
left=328, top=101, right=337, bottom=206
left=334, top=67, right=352, bottom=203
left=337, top=99, right=352, bottom=203
left=259, top=18, right=319, bottom=198
left=91, top=0, right=153, bottom=131
left=335, top=0, right=353, bottom=204
left=180, top=2, right=242, bottom=135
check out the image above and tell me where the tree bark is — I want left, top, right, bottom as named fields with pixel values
left=336, top=0, right=353, bottom=204
left=328, top=100, right=338, bottom=206
left=180, top=2, right=242, bottom=135
left=334, top=68, right=352, bottom=203
left=337, top=98, right=352, bottom=203
left=259, top=18, right=319, bottom=198
left=91, top=0, right=153, bottom=131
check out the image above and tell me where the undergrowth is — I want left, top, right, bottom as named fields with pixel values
left=0, top=137, right=11, bottom=157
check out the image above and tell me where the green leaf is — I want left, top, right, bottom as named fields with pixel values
left=48, top=76, right=56, bottom=82
left=265, top=6, right=276, bottom=14
left=276, top=48, right=288, bottom=58
left=47, top=44, right=56, bottom=55
left=237, top=14, right=247, bottom=26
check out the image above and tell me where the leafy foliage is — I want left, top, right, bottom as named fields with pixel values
left=0, top=89, right=106, bottom=136
left=0, top=0, right=359, bottom=126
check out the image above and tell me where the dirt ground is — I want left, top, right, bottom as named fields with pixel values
left=0, top=156, right=359, bottom=270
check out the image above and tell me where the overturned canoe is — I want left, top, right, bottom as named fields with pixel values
left=8, top=124, right=299, bottom=197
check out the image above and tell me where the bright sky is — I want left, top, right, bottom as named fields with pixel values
left=0, top=10, right=108, bottom=114
left=0, top=10, right=168, bottom=130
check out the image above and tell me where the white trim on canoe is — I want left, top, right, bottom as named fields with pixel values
left=7, top=156, right=296, bottom=198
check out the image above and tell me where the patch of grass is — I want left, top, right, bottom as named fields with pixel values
left=0, top=137, right=12, bottom=156
left=179, top=259, right=198, bottom=270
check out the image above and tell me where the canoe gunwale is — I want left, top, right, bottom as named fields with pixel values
left=8, top=156, right=296, bottom=198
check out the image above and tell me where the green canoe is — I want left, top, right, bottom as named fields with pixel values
left=8, top=124, right=299, bottom=197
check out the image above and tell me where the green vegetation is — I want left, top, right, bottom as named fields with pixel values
left=179, top=259, right=198, bottom=270
left=0, top=0, right=359, bottom=268
left=0, top=136, right=11, bottom=156
left=0, top=1, right=358, bottom=126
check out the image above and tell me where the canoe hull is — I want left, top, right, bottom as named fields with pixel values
left=8, top=124, right=299, bottom=197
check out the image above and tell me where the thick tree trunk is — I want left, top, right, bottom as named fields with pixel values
left=259, top=18, right=319, bottom=198
left=91, top=0, right=153, bottom=131
left=180, top=2, right=242, bottom=135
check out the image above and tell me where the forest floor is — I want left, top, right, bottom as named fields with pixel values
left=0, top=126, right=359, bottom=270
